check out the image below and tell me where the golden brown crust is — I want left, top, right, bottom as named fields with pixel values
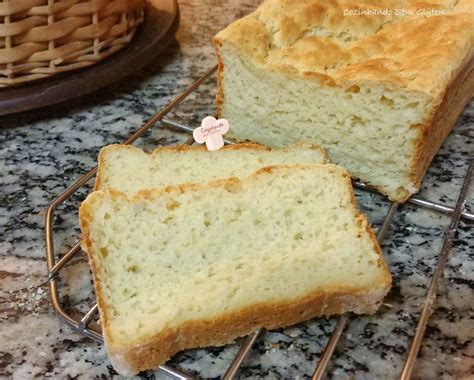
left=152, top=142, right=265, bottom=153
left=341, top=169, right=391, bottom=278
left=407, top=52, right=474, bottom=201
left=93, top=147, right=107, bottom=192
left=79, top=195, right=113, bottom=346
left=110, top=286, right=388, bottom=375
left=214, top=37, right=225, bottom=118
left=214, top=0, right=473, bottom=96
left=81, top=164, right=391, bottom=374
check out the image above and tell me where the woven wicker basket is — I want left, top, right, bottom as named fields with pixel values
left=0, top=0, right=145, bottom=87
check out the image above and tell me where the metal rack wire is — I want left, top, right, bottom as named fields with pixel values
left=45, top=66, right=473, bottom=379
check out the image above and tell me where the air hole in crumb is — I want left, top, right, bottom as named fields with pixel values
left=407, top=102, right=419, bottom=109
left=126, top=264, right=139, bottom=273
left=104, top=213, right=111, bottom=220
left=380, top=95, right=394, bottom=107
left=204, top=219, right=211, bottom=227
left=294, top=232, right=303, bottom=240
left=345, top=85, right=360, bottom=93
left=227, top=288, right=239, bottom=300
left=100, top=247, right=108, bottom=258
left=166, top=200, right=180, bottom=211
left=162, top=215, right=173, bottom=224
left=351, top=115, right=363, bottom=125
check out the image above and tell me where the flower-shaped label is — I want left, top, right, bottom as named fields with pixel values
left=193, top=116, right=229, bottom=151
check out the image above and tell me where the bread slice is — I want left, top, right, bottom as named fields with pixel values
left=80, top=164, right=391, bottom=376
left=95, top=142, right=327, bottom=195
left=213, top=0, right=474, bottom=202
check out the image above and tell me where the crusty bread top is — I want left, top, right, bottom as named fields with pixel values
left=105, top=141, right=324, bottom=155
left=214, top=0, right=473, bottom=96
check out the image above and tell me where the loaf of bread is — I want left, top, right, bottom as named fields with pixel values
left=80, top=164, right=391, bottom=375
left=95, top=142, right=326, bottom=195
left=214, top=0, right=474, bottom=202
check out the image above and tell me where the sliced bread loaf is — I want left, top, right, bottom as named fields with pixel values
left=80, top=164, right=391, bottom=376
left=213, top=0, right=474, bottom=201
left=95, top=143, right=326, bottom=195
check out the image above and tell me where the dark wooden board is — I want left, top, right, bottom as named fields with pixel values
left=0, top=0, right=179, bottom=116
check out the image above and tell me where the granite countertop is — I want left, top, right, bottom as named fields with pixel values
left=1, top=1, right=473, bottom=379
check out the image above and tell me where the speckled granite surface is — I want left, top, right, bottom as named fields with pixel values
left=0, top=1, right=473, bottom=379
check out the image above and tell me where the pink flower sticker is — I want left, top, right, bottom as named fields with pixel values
left=193, top=116, right=229, bottom=151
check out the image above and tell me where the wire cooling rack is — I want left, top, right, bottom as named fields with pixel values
left=45, top=66, right=473, bottom=379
